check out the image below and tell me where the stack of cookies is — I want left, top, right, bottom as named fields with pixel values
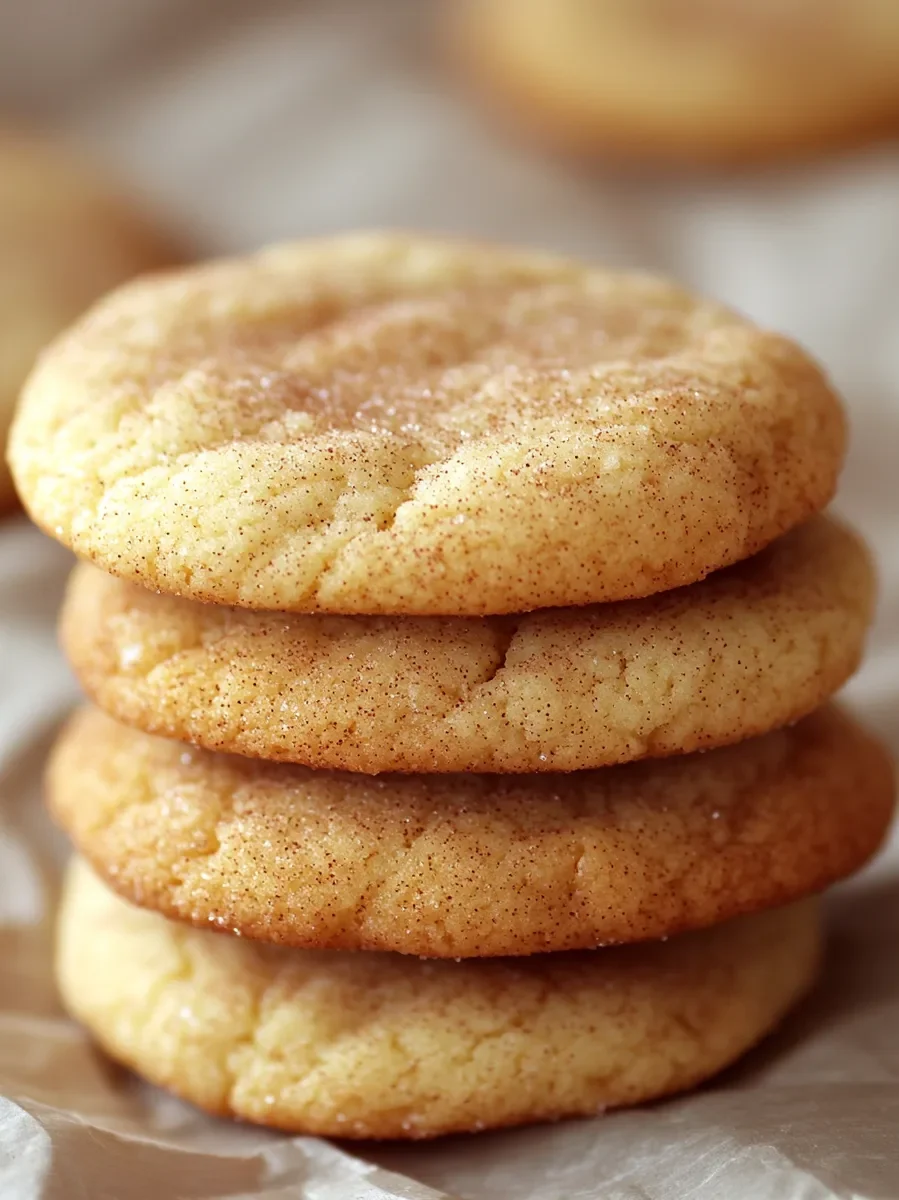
left=8, top=235, right=894, bottom=1139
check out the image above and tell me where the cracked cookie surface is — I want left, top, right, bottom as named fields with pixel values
left=57, top=860, right=820, bottom=1139
left=0, top=128, right=181, bottom=514
left=61, top=516, right=873, bottom=772
left=48, top=706, right=892, bottom=957
left=12, top=233, right=844, bottom=614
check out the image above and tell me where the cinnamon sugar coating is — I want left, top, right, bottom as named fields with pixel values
left=11, top=234, right=844, bottom=613
left=57, top=860, right=820, bottom=1139
left=61, top=516, right=873, bottom=772
left=48, top=706, right=893, bottom=958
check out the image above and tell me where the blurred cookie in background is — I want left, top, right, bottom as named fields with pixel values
left=451, top=0, right=899, bottom=165
left=0, top=128, right=183, bottom=515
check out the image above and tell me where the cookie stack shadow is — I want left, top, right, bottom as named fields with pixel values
left=9, top=235, right=895, bottom=1140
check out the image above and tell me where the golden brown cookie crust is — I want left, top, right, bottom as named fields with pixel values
left=453, top=0, right=899, bottom=165
left=61, top=517, right=874, bottom=773
left=48, top=706, right=893, bottom=958
left=0, top=128, right=181, bottom=512
left=12, top=234, right=844, bottom=614
left=57, top=860, right=820, bottom=1139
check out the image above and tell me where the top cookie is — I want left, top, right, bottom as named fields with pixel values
left=455, top=0, right=899, bottom=165
left=10, top=234, right=844, bottom=614
left=0, top=129, right=181, bottom=514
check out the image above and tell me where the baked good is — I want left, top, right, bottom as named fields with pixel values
left=48, top=705, right=893, bottom=957
left=61, top=517, right=873, bottom=772
left=57, top=859, right=820, bottom=1139
left=11, top=234, right=844, bottom=613
left=454, top=0, right=899, bottom=164
left=0, top=128, right=180, bottom=513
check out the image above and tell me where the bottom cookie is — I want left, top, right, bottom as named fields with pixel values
left=58, top=860, right=820, bottom=1140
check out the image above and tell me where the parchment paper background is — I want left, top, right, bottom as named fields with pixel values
left=0, top=2, right=897, bottom=1196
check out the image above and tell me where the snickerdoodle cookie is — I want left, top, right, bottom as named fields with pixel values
left=61, top=517, right=873, bottom=772
left=11, top=235, right=844, bottom=614
left=454, top=0, right=899, bottom=165
left=57, top=860, right=820, bottom=1139
left=48, top=706, right=892, bottom=958
left=0, top=128, right=180, bottom=514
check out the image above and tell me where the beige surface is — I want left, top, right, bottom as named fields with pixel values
left=56, top=859, right=821, bottom=1140
left=11, top=233, right=844, bottom=615
left=48, top=705, right=893, bottom=958
left=0, top=128, right=181, bottom=513
left=455, top=0, right=899, bottom=164
left=62, top=516, right=873, bottom=772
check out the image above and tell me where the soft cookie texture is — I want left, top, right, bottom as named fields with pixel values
left=454, top=0, right=899, bottom=165
left=11, top=234, right=844, bottom=614
left=57, top=861, right=820, bottom=1140
left=0, top=128, right=180, bottom=513
left=48, top=706, right=893, bottom=958
left=61, top=517, right=873, bottom=772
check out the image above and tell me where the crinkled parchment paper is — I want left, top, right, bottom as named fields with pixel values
left=0, top=2, right=897, bottom=1196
